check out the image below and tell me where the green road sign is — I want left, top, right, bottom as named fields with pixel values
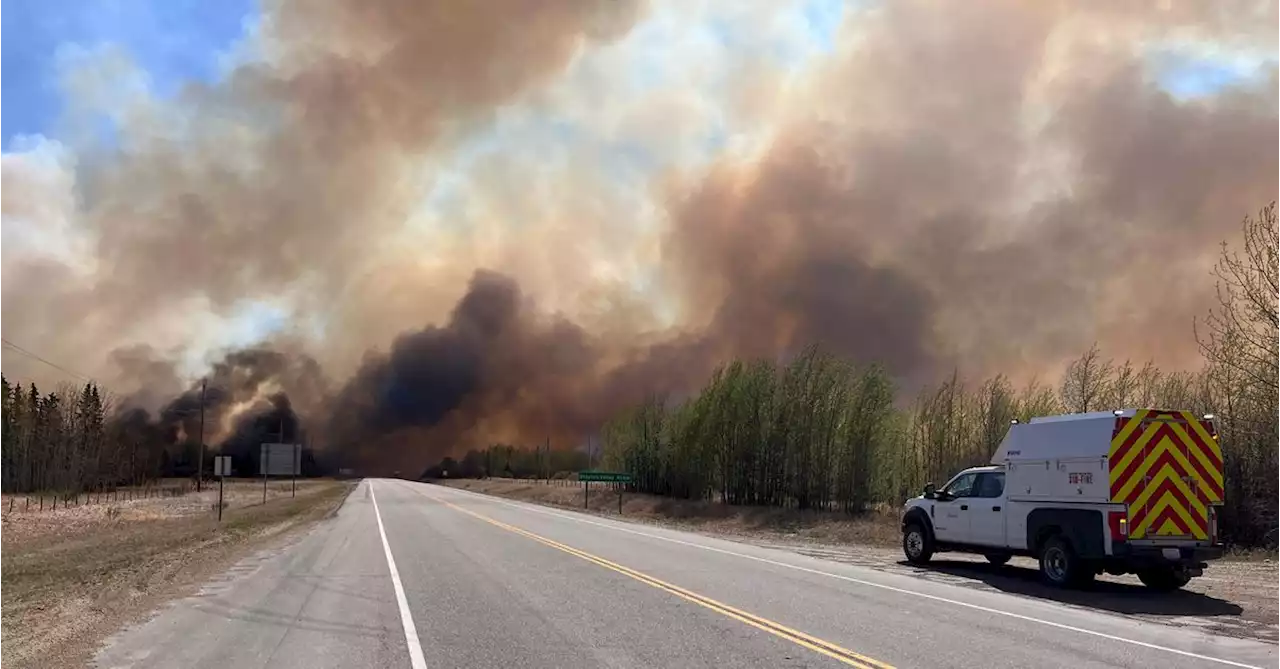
left=578, top=470, right=632, bottom=483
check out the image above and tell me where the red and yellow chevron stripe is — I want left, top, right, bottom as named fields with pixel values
left=1109, top=410, right=1222, bottom=540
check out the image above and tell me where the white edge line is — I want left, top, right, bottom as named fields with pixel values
left=427, top=482, right=1264, bottom=669
left=372, top=481, right=429, bottom=669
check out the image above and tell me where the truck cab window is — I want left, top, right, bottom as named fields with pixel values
left=941, top=473, right=977, bottom=498
left=975, top=472, right=1005, bottom=498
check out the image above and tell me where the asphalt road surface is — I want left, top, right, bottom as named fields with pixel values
left=96, top=479, right=1277, bottom=669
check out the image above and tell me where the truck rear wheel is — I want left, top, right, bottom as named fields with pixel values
left=903, top=523, right=934, bottom=565
left=1038, top=536, right=1092, bottom=587
left=1137, top=567, right=1192, bottom=592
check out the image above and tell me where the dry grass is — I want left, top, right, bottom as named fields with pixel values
left=1222, top=545, right=1280, bottom=562
left=439, top=478, right=902, bottom=548
left=1, top=479, right=193, bottom=514
left=1, top=479, right=331, bottom=547
left=0, top=479, right=355, bottom=669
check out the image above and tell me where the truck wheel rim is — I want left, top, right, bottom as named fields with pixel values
left=906, top=530, right=923, bottom=557
left=1044, top=547, right=1068, bottom=581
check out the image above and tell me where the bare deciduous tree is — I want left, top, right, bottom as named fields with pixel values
left=1197, top=202, right=1279, bottom=395
left=1059, top=343, right=1114, bottom=412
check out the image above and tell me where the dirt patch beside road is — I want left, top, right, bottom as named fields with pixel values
left=437, top=478, right=1279, bottom=644
left=1, top=480, right=355, bottom=669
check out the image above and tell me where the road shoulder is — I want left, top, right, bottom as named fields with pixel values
left=1, top=481, right=354, bottom=669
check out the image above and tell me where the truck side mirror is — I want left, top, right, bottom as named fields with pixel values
left=923, top=482, right=936, bottom=499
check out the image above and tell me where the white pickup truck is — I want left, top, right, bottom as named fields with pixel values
left=901, top=409, right=1224, bottom=590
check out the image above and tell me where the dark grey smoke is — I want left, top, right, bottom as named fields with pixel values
left=113, top=347, right=325, bottom=474
left=323, top=271, right=605, bottom=474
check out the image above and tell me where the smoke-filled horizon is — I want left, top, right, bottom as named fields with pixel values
left=3, top=0, right=1276, bottom=473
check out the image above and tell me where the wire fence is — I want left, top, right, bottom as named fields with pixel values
left=463, top=475, right=629, bottom=491
left=1, top=480, right=194, bottom=515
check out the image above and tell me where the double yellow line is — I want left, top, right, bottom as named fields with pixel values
left=432, top=494, right=894, bottom=669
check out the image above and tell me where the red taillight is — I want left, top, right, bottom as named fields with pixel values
left=1108, top=510, right=1128, bottom=542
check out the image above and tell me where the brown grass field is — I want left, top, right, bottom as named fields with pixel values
left=1, top=479, right=354, bottom=669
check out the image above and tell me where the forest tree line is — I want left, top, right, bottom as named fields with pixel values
left=0, top=379, right=152, bottom=493
left=598, top=346, right=1276, bottom=545
left=0, top=377, right=320, bottom=492
left=597, top=204, right=1278, bottom=547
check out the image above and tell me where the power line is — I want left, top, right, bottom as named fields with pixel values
left=1, top=338, right=94, bottom=383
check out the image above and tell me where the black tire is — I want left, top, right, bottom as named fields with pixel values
left=903, top=523, right=934, bottom=565
left=1038, top=536, right=1090, bottom=587
left=1137, top=567, right=1192, bottom=592
left=984, top=553, right=1011, bottom=566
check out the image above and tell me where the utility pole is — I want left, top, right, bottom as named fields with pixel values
left=262, top=440, right=268, bottom=505
left=263, top=417, right=282, bottom=505
left=197, top=378, right=207, bottom=492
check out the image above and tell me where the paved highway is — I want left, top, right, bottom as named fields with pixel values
left=96, top=479, right=1277, bottom=669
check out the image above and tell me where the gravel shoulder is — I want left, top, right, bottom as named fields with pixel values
left=1, top=480, right=355, bottom=669
left=439, top=477, right=1279, bottom=645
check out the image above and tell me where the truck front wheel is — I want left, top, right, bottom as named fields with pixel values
left=1137, top=567, right=1192, bottom=592
left=903, top=523, right=934, bottom=565
left=1038, top=536, right=1092, bottom=587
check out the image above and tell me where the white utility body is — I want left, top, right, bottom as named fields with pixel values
left=900, top=409, right=1224, bottom=589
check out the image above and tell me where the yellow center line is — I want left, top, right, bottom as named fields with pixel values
left=421, top=489, right=895, bottom=669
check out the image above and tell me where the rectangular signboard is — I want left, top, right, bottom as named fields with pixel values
left=577, top=471, right=632, bottom=483
left=259, top=443, right=302, bottom=476
left=213, top=455, right=233, bottom=477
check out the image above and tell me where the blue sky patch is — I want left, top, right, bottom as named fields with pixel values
left=802, top=0, right=846, bottom=53
left=1148, top=47, right=1275, bottom=100
left=2, top=0, right=256, bottom=148
left=222, top=299, right=290, bottom=347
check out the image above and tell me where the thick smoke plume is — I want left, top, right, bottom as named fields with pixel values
left=325, top=270, right=605, bottom=473
left=2, top=0, right=1276, bottom=474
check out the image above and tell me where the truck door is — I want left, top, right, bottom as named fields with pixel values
left=932, top=472, right=977, bottom=543
left=968, top=472, right=1006, bottom=547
